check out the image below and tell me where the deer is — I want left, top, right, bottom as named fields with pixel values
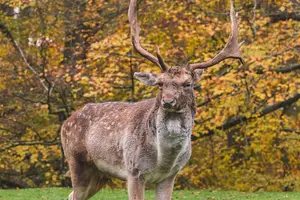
left=60, top=0, right=244, bottom=199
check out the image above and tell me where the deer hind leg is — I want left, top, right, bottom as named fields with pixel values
left=68, top=158, right=109, bottom=200
left=155, top=174, right=176, bottom=200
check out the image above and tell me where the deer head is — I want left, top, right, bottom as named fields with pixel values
left=129, top=0, right=244, bottom=112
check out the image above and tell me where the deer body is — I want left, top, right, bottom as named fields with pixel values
left=62, top=0, right=243, bottom=199
left=66, top=98, right=193, bottom=177
left=62, top=92, right=194, bottom=199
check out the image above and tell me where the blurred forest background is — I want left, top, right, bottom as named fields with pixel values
left=0, top=0, right=299, bottom=192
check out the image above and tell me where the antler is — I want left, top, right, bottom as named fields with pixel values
left=128, top=0, right=168, bottom=71
left=189, top=0, right=244, bottom=71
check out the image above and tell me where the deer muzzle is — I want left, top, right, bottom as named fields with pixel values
left=162, top=94, right=176, bottom=109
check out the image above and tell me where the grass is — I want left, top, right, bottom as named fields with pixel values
left=0, top=188, right=299, bottom=200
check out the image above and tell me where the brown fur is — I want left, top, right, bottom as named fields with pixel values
left=61, top=67, right=203, bottom=200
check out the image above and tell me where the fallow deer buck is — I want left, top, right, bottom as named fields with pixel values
left=61, top=0, right=244, bottom=199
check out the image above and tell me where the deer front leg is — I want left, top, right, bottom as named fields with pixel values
left=127, top=172, right=145, bottom=200
left=156, top=174, right=176, bottom=200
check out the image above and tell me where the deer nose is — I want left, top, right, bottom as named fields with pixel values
left=162, top=98, right=176, bottom=108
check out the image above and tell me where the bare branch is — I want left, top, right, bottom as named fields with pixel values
left=269, top=11, right=300, bottom=23
left=274, top=63, right=300, bottom=73
left=196, top=93, right=300, bottom=139
left=263, top=45, right=300, bottom=60
left=0, top=22, right=48, bottom=92
left=0, top=141, right=59, bottom=153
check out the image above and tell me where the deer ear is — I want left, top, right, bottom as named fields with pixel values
left=193, top=69, right=204, bottom=81
left=134, top=72, right=157, bottom=86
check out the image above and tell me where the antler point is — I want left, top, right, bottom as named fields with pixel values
left=239, top=41, right=245, bottom=47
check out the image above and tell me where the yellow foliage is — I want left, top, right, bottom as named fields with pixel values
left=0, top=0, right=299, bottom=191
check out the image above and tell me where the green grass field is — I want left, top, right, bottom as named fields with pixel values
left=0, top=188, right=299, bottom=200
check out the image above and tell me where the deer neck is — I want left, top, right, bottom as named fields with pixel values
left=153, top=106, right=193, bottom=170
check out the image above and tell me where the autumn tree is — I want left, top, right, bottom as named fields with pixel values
left=0, top=0, right=299, bottom=191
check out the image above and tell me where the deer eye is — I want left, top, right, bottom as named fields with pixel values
left=157, top=82, right=163, bottom=88
left=183, top=83, right=192, bottom=88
